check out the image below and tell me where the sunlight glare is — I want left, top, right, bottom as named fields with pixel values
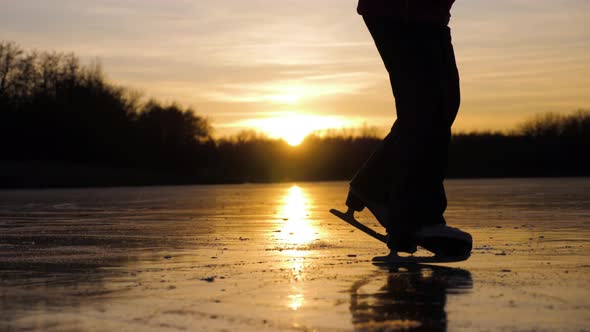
left=277, top=185, right=317, bottom=245
left=246, top=113, right=350, bottom=146
left=288, top=293, right=304, bottom=311
left=275, top=186, right=315, bottom=312
left=269, top=93, right=301, bottom=104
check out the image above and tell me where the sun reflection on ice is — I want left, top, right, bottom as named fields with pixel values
left=277, top=185, right=318, bottom=246
left=275, top=185, right=318, bottom=312
left=288, top=293, right=304, bottom=311
left=285, top=257, right=307, bottom=311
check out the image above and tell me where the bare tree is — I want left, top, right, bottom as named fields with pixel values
left=0, top=41, right=23, bottom=97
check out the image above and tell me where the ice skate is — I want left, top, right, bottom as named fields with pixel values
left=331, top=192, right=415, bottom=256
left=329, top=186, right=391, bottom=243
left=344, top=186, right=389, bottom=228
left=375, top=224, right=472, bottom=264
left=331, top=206, right=472, bottom=263
left=332, top=186, right=472, bottom=264
left=414, top=224, right=473, bottom=258
left=329, top=207, right=388, bottom=243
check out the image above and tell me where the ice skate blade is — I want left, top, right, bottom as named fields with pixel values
left=372, top=253, right=471, bottom=265
left=330, top=208, right=387, bottom=243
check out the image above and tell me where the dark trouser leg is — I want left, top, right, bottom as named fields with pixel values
left=348, top=124, right=401, bottom=207
left=350, top=17, right=460, bottom=239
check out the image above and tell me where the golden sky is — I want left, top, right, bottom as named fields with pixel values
left=1, top=0, right=589, bottom=139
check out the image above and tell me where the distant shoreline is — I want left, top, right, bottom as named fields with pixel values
left=1, top=161, right=588, bottom=190
left=1, top=42, right=588, bottom=187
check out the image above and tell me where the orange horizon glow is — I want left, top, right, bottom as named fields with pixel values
left=3, top=1, right=588, bottom=137
left=235, top=112, right=356, bottom=146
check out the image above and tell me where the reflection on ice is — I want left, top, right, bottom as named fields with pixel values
left=275, top=185, right=317, bottom=311
left=289, top=258, right=305, bottom=281
left=350, top=265, right=473, bottom=331
left=2, top=180, right=588, bottom=331
left=287, top=258, right=305, bottom=310
left=276, top=185, right=317, bottom=246
left=288, top=293, right=304, bottom=311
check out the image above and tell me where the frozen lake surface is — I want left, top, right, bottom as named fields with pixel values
left=1, top=179, right=589, bottom=331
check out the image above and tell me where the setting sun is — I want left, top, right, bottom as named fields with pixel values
left=240, top=113, right=353, bottom=146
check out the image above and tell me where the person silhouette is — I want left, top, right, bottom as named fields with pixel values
left=345, top=0, right=472, bottom=257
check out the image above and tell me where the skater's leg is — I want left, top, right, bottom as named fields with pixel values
left=347, top=120, right=407, bottom=230
left=387, top=25, right=471, bottom=256
left=386, top=24, right=460, bottom=244
left=348, top=128, right=396, bottom=207
left=345, top=18, right=409, bottom=228
left=349, top=16, right=470, bottom=256
left=361, top=17, right=465, bottom=253
left=347, top=121, right=400, bottom=212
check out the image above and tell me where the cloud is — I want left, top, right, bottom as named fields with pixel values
left=1, top=0, right=588, bottom=136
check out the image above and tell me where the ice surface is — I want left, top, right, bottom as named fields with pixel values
left=0, top=179, right=589, bottom=331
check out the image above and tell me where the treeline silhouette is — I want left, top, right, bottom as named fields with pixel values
left=0, top=41, right=588, bottom=187
left=215, top=110, right=590, bottom=182
left=449, top=110, right=590, bottom=178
